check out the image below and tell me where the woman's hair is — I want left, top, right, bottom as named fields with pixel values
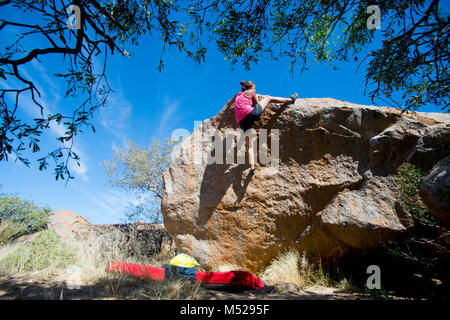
left=240, top=80, right=255, bottom=91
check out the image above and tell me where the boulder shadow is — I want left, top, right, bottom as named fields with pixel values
left=198, top=163, right=252, bottom=224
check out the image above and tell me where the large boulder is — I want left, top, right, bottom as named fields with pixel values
left=161, top=97, right=450, bottom=272
left=420, top=156, right=450, bottom=226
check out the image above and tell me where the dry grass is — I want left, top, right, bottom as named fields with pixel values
left=0, top=220, right=17, bottom=246
left=0, top=228, right=351, bottom=299
left=259, top=250, right=303, bottom=286
left=215, top=263, right=241, bottom=272
left=0, top=239, right=24, bottom=262
left=0, top=226, right=206, bottom=300
left=85, top=275, right=204, bottom=300
left=0, top=229, right=76, bottom=274
left=259, top=249, right=350, bottom=290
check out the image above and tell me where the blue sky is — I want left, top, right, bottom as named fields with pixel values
left=0, top=3, right=448, bottom=224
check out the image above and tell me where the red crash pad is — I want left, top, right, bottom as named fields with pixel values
left=106, top=261, right=265, bottom=290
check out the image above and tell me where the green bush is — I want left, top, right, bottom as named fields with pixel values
left=376, top=162, right=450, bottom=298
left=395, top=163, right=437, bottom=226
left=0, top=195, right=51, bottom=245
left=0, top=229, right=76, bottom=273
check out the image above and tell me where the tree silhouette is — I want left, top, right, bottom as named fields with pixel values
left=1, top=0, right=448, bottom=180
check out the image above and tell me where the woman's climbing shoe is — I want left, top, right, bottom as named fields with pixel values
left=250, top=168, right=255, bottom=175
left=290, top=93, right=298, bottom=103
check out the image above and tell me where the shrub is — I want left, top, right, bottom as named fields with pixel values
left=0, top=229, right=76, bottom=273
left=259, top=249, right=343, bottom=288
left=374, top=162, right=450, bottom=298
left=0, top=195, right=51, bottom=245
left=395, top=163, right=437, bottom=226
left=259, top=249, right=303, bottom=286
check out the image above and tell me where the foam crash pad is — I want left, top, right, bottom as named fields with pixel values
left=106, top=261, right=265, bottom=290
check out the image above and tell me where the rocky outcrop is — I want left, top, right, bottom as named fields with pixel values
left=91, top=223, right=173, bottom=258
left=47, top=210, right=91, bottom=244
left=410, top=125, right=450, bottom=171
left=7, top=210, right=173, bottom=259
left=161, top=97, right=450, bottom=273
left=420, top=156, right=450, bottom=226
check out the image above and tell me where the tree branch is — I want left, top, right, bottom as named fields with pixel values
left=386, top=0, right=440, bottom=44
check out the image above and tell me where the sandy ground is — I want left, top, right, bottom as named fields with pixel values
left=0, top=274, right=402, bottom=300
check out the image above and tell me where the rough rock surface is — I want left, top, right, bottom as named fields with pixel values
left=14, top=211, right=174, bottom=257
left=161, top=97, right=450, bottom=273
left=91, top=223, right=173, bottom=258
left=47, top=210, right=91, bottom=244
left=420, top=156, right=450, bottom=226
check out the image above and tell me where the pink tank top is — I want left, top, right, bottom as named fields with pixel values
left=234, top=91, right=254, bottom=124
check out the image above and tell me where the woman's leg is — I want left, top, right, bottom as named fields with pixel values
left=246, top=135, right=255, bottom=171
left=258, top=95, right=292, bottom=112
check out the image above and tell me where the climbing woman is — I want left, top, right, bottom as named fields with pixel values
left=226, top=80, right=297, bottom=175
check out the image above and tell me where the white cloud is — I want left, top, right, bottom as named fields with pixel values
left=73, top=184, right=137, bottom=218
left=100, top=88, right=133, bottom=147
left=157, top=96, right=181, bottom=138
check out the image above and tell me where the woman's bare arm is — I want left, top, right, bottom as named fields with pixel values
left=226, top=94, right=237, bottom=107
left=251, top=90, right=259, bottom=105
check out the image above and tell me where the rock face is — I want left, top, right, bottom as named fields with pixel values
left=161, top=97, right=450, bottom=273
left=91, top=223, right=174, bottom=258
left=420, top=156, right=450, bottom=226
left=46, top=211, right=173, bottom=256
left=47, top=210, right=91, bottom=244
